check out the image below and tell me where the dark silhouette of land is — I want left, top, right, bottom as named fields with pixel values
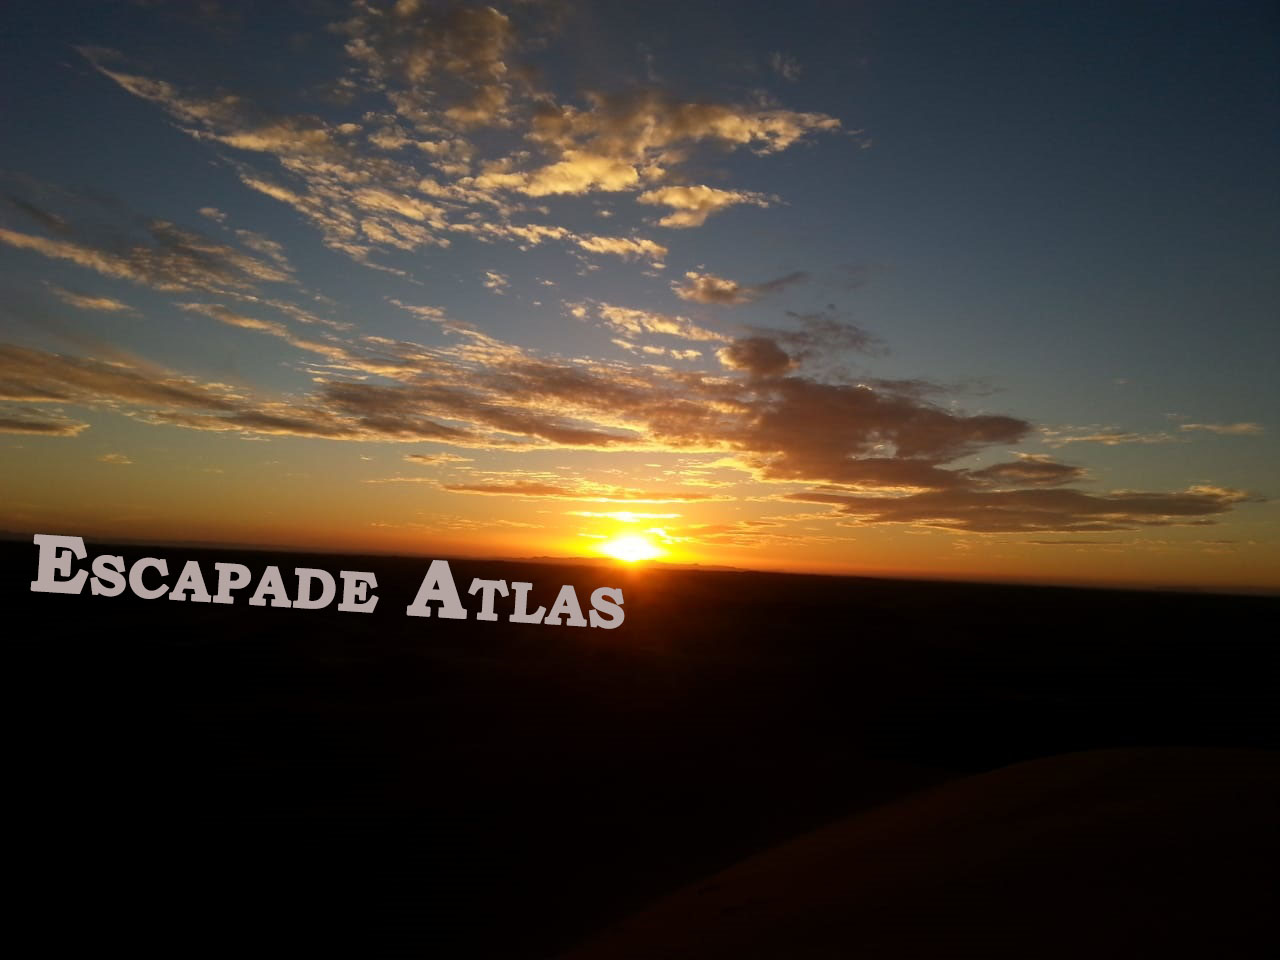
left=565, top=747, right=1278, bottom=959
left=6, top=539, right=1277, bottom=957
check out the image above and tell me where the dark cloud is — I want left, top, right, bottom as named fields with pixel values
left=711, top=310, right=883, bottom=384
left=968, top=455, right=1086, bottom=487
left=723, top=375, right=1030, bottom=486
left=0, top=344, right=240, bottom=411
left=5, top=196, right=72, bottom=234
left=1, top=327, right=1256, bottom=534
left=768, top=310, right=881, bottom=355
left=0, top=213, right=291, bottom=295
left=338, top=1, right=519, bottom=123
left=0, top=413, right=89, bottom=436
left=787, top=486, right=1252, bottom=534
left=716, top=337, right=793, bottom=377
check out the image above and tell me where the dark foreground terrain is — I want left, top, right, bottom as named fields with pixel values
left=6, top=539, right=1278, bottom=957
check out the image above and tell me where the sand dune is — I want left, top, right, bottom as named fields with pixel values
left=563, top=748, right=1279, bottom=959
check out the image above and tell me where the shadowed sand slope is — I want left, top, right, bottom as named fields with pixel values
left=563, top=748, right=1279, bottom=959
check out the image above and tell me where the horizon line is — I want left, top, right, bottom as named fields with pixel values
left=2, top=529, right=1276, bottom=599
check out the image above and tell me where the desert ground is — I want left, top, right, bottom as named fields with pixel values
left=7, top=539, right=1277, bottom=957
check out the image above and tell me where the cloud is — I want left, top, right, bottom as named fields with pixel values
left=0, top=217, right=291, bottom=295
left=97, top=452, right=133, bottom=464
left=0, top=342, right=443, bottom=444
left=1042, top=427, right=1178, bottom=446
left=483, top=269, right=509, bottom=292
left=470, top=90, right=839, bottom=200
left=764, top=311, right=882, bottom=355
left=234, top=229, right=293, bottom=271
left=673, top=271, right=746, bottom=304
left=0, top=411, right=90, bottom=436
left=496, top=150, right=645, bottom=197
left=636, top=516, right=838, bottom=549
left=786, top=485, right=1254, bottom=534
left=713, top=313, right=880, bottom=379
left=769, top=52, right=802, bottom=82
left=47, top=285, right=135, bottom=314
left=613, top=340, right=702, bottom=361
left=528, top=88, right=840, bottom=161
left=1178, top=422, right=1264, bottom=436
left=575, top=234, right=668, bottom=263
left=389, top=299, right=448, bottom=322
left=567, top=511, right=682, bottom=521
left=722, top=375, right=1031, bottom=489
left=487, top=222, right=572, bottom=247
left=1, top=317, right=1255, bottom=533
left=0, top=343, right=241, bottom=412
left=636, top=185, right=771, bottom=228
left=441, top=480, right=582, bottom=497
left=0, top=171, right=1254, bottom=542
left=404, top=452, right=473, bottom=464
left=5, top=194, right=72, bottom=234
left=672, top=270, right=808, bottom=304
left=967, top=453, right=1086, bottom=487
left=316, top=377, right=637, bottom=448
left=717, top=337, right=793, bottom=377
left=80, top=51, right=462, bottom=269
left=594, top=303, right=728, bottom=343
left=176, top=302, right=352, bottom=360
left=78, top=13, right=840, bottom=279
left=441, top=479, right=727, bottom=502
left=338, top=2, right=518, bottom=126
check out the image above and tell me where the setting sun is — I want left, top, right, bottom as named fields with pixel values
left=598, top=535, right=664, bottom=564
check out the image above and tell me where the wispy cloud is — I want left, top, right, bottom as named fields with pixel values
left=788, top=485, right=1255, bottom=534
left=404, top=452, right=474, bottom=465
left=575, top=235, right=667, bottom=265
left=593, top=302, right=728, bottom=344
left=0, top=411, right=90, bottom=436
left=769, top=52, right=802, bottom=82
left=672, top=269, right=808, bottom=305
left=75, top=6, right=839, bottom=280
left=441, top=480, right=728, bottom=502
left=1, top=216, right=291, bottom=294
left=1042, top=426, right=1178, bottom=447
left=1178, top=422, right=1264, bottom=436
left=47, top=285, right=136, bottom=314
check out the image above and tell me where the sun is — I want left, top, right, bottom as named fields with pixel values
left=598, top=534, right=664, bottom=563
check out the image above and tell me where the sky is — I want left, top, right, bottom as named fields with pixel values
left=1, top=0, right=1277, bottom=590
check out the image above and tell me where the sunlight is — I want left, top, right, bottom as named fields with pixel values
left=598, top=534, right=664, bottom=563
